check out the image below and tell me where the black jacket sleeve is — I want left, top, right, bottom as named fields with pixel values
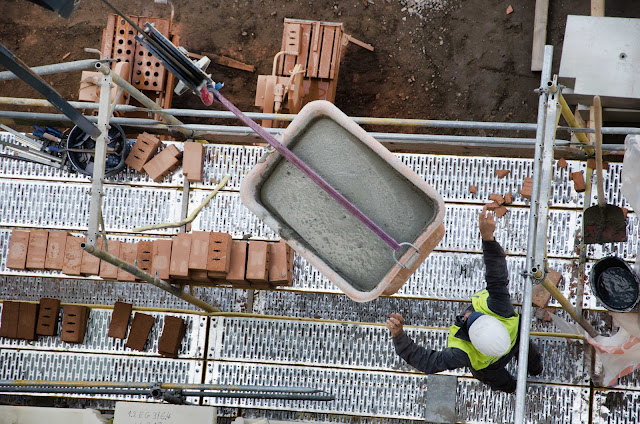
left=393, top=332, right=470, bottom=373
left=482, top=240, right=516, bottom=318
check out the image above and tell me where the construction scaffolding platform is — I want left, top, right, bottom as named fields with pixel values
left=0, top=129, right=637, bottom=422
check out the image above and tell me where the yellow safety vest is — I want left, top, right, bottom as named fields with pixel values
left=446, top=289, right=520, bottom=370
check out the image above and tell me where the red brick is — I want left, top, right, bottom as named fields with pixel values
left=557, top=157, right=568, bottom=169
left=136, top=240, right=154, bottom=278
left=151, top=239, right=172, bottom=280
left=494, top=206, right=508, bottom=218
left=503, top=192, right=513, bottom=205
left=36, top=298, right=60, bottom=336
left=44, top=231, right=70, bottom=270
left=532, top=269, right=563, bottom=307
left=269, top=241, right=294, bottom=286
left=125, top=132, right=162, bottom=172
left=61, top=305, right=90, bottom=344
left=125, top=312, right=155, bottom=351
left=182, top=142, right=205, bottom=182
left=469, top=185, right=478, bottom=194
left=6, top=230, right=29, bottom=270
left=207, top=232, right=232, bottom=277
left=108, top=301, right=132, bottom=339
left=226, top=241, right=248, bottom=283
left=117, top=242, right=138, bottom=282
left=489, top=193, right=505, bottom=205
left=62, top=236, right=85, bottom=276
left=99, top=240, right=121, bottom=279
left=571, top=171, right=586, bottom=193
left=622, top=207, right=629, bottom=220
left=0, top=301, right=20, bottom=338
left=520, top=177, right=533, bottom=199
left=16, top=302, right=38, bottom=341
left=158, top=315, right=186, bottom=358
left=246, top=241, right=270, bottom=283
left=188, top=231, right=209, bottom=271
left=169, top=233, right=191, bottom=278
left=80, top=238, right=102, bottom=276
left=26, top=230, right=48, bottom=270
left=485, top=202, right=500, bottom=210
left=142, top=144, right=182, bottom=182
left=496, top=169, right=510, bottom=178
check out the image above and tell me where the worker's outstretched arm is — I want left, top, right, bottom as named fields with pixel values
left=386, top=313, right=468, bottom=373
left=479, top=207, right=515, bottom=317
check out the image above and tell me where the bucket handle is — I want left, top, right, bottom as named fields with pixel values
left=393, top=242, right=419, bottom=269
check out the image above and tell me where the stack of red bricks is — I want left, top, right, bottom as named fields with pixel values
left=7, top=229, right=295, bottom=289
left=124, top=132, right=205, bottom=183
left=0, top=298, right=90, bottom=344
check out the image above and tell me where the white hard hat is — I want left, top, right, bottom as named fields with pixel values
left=468, top=314, right=511, bottom=357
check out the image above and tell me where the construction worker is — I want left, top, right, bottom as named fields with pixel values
left=386, top=206, right=543, bottom=393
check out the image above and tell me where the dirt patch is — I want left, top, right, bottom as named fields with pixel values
left=1, top=1, right=640, bottom=137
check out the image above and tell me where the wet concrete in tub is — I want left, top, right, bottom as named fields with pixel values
left=260, top=117, right=437, bottom=292
left=597, top=267, right=639, bottom=311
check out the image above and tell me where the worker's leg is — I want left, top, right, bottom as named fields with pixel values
left=470, top=367, right=516, bottom=393
left=527, top=340, right=543, bottom=376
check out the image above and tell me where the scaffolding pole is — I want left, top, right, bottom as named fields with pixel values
left=514, top=45, right=553, bottom=424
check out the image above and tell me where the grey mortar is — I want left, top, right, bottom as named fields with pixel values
left=260, top=117, right=437, bottom=292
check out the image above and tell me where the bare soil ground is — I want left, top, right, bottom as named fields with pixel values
left=0, top=0, right=638, bottom=134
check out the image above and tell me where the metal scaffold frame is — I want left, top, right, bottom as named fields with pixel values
left=0, top=41, right=632, bottom=422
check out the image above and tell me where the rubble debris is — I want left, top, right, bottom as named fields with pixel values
left=531, top=269, right=563, bottom=307
left=489, top=193, right=505, bottom=205
left=520, top=177, right=533, bottom=199
left=503, top=192, right=512, bottom=204
left=557, top=158, right=568, bottom=169
left=494, top=206, right=508, bottom=218
left=571, top=171, right=586, bottom=192
left=469, top=184, right=478, bottom=194
left=496, top=169, right=510, bottom=178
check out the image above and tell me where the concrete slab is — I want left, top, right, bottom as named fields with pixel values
left=559, top=15, right=640, bottom=108
left=424, top=374, right=458, bottom=424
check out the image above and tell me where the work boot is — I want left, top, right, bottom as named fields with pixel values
left=528, top=359, right=543, bottom=376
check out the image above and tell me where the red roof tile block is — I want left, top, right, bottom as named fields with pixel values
left=269, top=240, right=294, bottom=286
left=182, top=142, right=205, bottom=182
left=125, top=312, right=155, bottom=351
left=246, top=241, right=270, bottom=283
left=6, top=230, right=29, bottom=270
left=207, top=232, right=232, bottom=278
left=61, top=305, right=90, bottom=344
left=26, top=230, right=48, bottom=270
left=571, top=171, right=586, bottom=193
left=45, top=231, right=70, bottom=271
left=226, top=241, right=248, bottom=283
left=158, top=315, right=186, bottom=358
left=62, top=236, right=85, bottom=276
left=151, top=239, right=172, bottom=280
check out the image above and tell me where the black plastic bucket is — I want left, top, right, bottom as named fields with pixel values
left=67, top=124, right=130, bottom=178
left=590, top=256, right=640, bottom=312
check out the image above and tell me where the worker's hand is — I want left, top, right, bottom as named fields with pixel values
left=479, top=205, right=496, bottom=241
left=386, top=313, right=405, bottom=338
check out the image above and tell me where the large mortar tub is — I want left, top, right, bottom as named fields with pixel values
left=241, top=101, right=445, bottom=302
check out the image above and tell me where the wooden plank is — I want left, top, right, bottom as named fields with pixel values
left=591, top=0, right=605, bottom=17
left=307, top=22, right=322, bottom=78
left=531, top=0, right=550, bottom=72
left=101, top=14, right=117, bottom=60
left=318, top=26, right=335, bottom=79
left=346, top=34, right=374, bottom=51
left=330, top=27, right=344, bottom=80
left=298, top=23, right=313, bottom=78
left=201, top=52, right=255, bottom=72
